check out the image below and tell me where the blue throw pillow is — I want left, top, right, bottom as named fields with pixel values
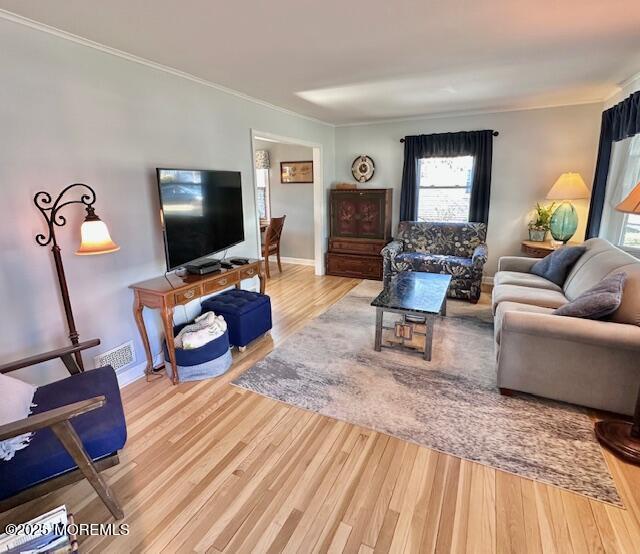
left=530, top=246, right=586, bottom=286
left=554, top=273, right=627, bottom=319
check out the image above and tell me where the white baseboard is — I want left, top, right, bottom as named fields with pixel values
left=482, top=275, right=495, bottom=286
left=278, top=256, right=315, bottom=266
left=116, top=352, right=164, bottom=388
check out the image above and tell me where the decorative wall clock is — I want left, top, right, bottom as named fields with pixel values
left=351, top=155, right=375, bottom=182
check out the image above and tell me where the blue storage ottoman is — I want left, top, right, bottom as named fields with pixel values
left=163, top=322, right=232, bottom=382
left=202, top=290, right=272, bottom=350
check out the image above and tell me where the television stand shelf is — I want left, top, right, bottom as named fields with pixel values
left=129, top=259, right=265, bottom=384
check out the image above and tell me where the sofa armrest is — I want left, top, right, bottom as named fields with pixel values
left=381, top=240, right=403, bottom=277
left=502, top=311, right=640, bottom=351
left=472, top=243, right=488, bottom=268
left=381, top=239, right=403, bottom=259
left=497, top=256, right=538, bottom=273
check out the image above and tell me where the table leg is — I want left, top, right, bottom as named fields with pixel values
left=423, top=315, right=434, bottom=361
left=133, top=293, right=155, bottom=378
left=258, top=265, right=266, bottom=294
left=161, top=305, right=179, bottom=385
left=441, top=297, right=447, bottom=317
left=374, top=308, right=383, bottom=352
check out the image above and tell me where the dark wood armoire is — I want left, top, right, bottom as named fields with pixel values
left=326, top=188, right=393, bottom=280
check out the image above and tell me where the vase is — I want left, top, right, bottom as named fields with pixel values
left=550, top=201, right=578, bottom=242
left=528, top=229, right=546, bottom=242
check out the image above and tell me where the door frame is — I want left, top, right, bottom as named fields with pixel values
left=250, top=129, right=325, bottom=275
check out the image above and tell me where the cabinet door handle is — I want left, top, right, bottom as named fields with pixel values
left=218, top=278, right=228, bottom=285
left=184, top=289, right=195, bottom=299
left=246, top=269, right=255, bottom=275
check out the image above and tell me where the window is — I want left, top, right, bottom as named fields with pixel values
left=417, top=156, right=475, bottom=222
left=600, top=135, right=640, bottom=251
left=256, top=168, right=270, bottom=220
left=621, top=213, right=640, bottom=249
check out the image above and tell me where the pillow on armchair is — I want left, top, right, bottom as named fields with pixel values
left=0, top=373, right=37, bottom=460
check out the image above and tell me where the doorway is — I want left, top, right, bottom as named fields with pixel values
left=250, top=130, right=325, bottom=276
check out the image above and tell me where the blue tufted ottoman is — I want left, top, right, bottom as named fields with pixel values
left=202, top=290, right=272, bottom=350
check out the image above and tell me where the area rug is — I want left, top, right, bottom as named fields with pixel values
left=233, top=281, right=621, bottom=506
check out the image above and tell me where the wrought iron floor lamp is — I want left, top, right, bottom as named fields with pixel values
left=34, top=183, right=119, bottom=370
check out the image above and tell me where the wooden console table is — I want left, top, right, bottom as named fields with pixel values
left=129, top=260, right=265, bottom=384
left=521, top=239, right=579, bottom=258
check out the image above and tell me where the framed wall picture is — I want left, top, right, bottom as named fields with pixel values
left=280, top=160, right=314, bottom=183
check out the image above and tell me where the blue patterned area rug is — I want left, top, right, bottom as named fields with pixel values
left=233, top=280, right=621, bottom=506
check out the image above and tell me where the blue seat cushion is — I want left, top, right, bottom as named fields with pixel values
left=0, top=365, right=127, bottom=499
left=202, top=290, right=272, bottom=347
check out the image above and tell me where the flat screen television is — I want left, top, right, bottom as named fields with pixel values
left=156, top=168, right=244, bottom=270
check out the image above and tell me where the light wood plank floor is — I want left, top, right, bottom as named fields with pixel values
left=2, top=264, right=640, bottom=553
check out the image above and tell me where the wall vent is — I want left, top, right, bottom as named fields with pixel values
left=94, top=341, right=135, bottom=372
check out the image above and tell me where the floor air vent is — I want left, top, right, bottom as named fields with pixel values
left=94, top=341, right=135, bottom=372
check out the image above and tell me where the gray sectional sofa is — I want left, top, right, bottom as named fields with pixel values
left=493, top=238, right=640, bottom=415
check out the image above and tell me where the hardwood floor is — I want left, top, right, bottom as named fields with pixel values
left=2, top=263, right=640, bottom=553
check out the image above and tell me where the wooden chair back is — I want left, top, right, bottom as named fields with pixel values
left=264, top=216, right=286, bottom=251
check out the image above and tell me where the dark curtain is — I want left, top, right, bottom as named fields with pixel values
left=399, top=130, right=494, bottom=223
left=585, top=91, right=640, bottom=238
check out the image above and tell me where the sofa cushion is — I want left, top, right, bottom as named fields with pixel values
left=395, top=251, right=473, bottom=273
left=494, top=301, right=554, bottom=344
left=531, top=246, right=586, bottom=286
left=563, top=238, right=635, bottom=298
left=396, top=221, right=486, bottom=257
left=0, top=365, right=127, bottom=500
left=493, top=271, right=562, bottom=292
left=492, top=284, right=568, bottom=313
left=554, top=272, right=627, bottom=320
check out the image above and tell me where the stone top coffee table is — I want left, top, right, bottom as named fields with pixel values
left=371, top=272, right=451, bottom=361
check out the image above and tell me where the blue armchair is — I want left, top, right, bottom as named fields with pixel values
left=0, top=340, right=127, bottom=519
left=382, top=221, right=488, bottom=303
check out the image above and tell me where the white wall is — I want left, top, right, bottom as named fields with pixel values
left=334, top=103, right=603, bottom=275
left=0, top=18, right=334, bottom=384
left=254, top=140, right=314, bottom=260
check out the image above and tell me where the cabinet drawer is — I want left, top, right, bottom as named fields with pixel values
left=174, top=285, right=202, bottom=305
left=326, top=253, right=382, bottom=280
left=329, top=239, right=385, bottom=255
left=239, top=265, right=259, bottom=279
left=203, top=274, right=235, bottom=293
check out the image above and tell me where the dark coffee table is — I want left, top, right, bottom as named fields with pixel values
left=371, top=272, right=451, bottom=360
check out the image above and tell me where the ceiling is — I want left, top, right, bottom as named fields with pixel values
left=1, top=0, right=640, bottom=125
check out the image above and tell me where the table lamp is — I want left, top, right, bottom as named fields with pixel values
left=35, top=184, right=119, bottom=369
left=546, top=172, right=590, bottom=242
left=594, top=181, right=640, bottom=466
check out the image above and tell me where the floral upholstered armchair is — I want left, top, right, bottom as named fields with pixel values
left=381, top=221, right=488, bottom=303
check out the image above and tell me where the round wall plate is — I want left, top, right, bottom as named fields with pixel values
left=351, top=155, right=375, bottom=182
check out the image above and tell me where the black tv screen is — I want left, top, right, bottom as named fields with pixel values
left=157, top=168, right=244, bottom=270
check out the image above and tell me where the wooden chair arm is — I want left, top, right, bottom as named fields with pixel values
left=0, top=395, right=105, bottom=441
left=0, top=339, right=100, bottom=375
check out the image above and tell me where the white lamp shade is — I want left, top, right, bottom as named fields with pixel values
left=616, top=182, right=640, bottom=214
left=76, top=219, right=120, bottom=255
left=546, top=172, right=591, bottom=200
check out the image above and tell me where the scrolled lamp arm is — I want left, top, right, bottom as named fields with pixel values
left=34, top=183, right=97, bottom=247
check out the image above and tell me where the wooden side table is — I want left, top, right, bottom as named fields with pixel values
left=129, top=260, right=265, bottom=384
left=521, top=240, right=579, bottom=258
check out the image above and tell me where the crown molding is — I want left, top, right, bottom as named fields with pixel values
left=334, top=98, right=605, bottom=128
left=603, top=70, right=640, bottom=103
left=0, top=8, right=335, bottom=128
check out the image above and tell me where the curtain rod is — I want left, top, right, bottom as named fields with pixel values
left=400, top=130, right=499, bottom=143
